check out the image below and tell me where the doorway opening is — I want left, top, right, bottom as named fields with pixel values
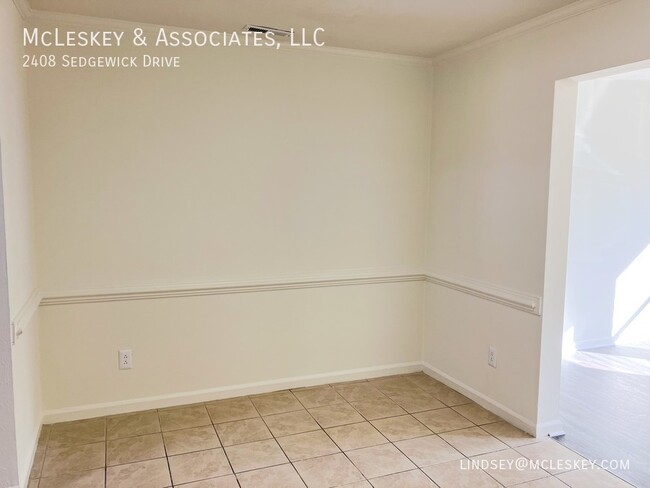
left=542, top=62, right=650, bottom=487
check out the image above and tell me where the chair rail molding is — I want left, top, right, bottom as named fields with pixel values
left=10, top=288, right=41, bottom=345
left=39, top=269, right=425, bottom=306
left=425, top=270, right=542, bottom=315
left=38, top=269, right=542, bottom=315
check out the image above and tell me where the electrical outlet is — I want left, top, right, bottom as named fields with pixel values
left=119, top=349, right=132, bottom=370
left=488, top=346, right=497, bottom=368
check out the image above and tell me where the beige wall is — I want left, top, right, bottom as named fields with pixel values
left=30, top=43, right=431, bottom=292
left=22, top=0, right=650, bottom=437
left=41, top=282, right=424, bottom=415
left=1, top=0, right=43, bottom=485
left=424, top=0, right=650, bottom=432
left=28, top=37, right=432, bottom=415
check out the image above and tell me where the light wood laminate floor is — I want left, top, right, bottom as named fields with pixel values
left=558, top=341, right=650, bottom=487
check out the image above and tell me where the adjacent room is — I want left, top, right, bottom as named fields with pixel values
left=1, top=0, right=649, bottom=487
left=559, top=67, right=650, bottom=487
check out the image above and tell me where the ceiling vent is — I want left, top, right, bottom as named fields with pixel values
left=243, top=24, right=291, bottom=37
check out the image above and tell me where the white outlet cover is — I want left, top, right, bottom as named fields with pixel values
left=488, top=346, right=497, bottom=368
left=119, top=349, right=132, bottom=370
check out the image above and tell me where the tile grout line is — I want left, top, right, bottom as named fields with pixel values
left=207, top=409, right=242, bottom=488
left=38, top=373, right=596, bottom=488
left=155, top=408, right=175, bottom=488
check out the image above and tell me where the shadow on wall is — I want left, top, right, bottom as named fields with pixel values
left=563, top=68, right=650, bottom=354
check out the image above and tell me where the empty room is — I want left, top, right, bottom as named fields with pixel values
left=1, top=1, right=649, bottom=488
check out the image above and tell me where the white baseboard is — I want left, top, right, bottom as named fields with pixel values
left=42, top=360, right=559, bottom=440
left=19, top=419, right=43, bottom=488
left=535, top=419, right=565, bottom=438
left=421, top=362, right=539, bottom=437
left=573, top=337, right=615, bottom=351
left=42, top=361, right=422, bottom=423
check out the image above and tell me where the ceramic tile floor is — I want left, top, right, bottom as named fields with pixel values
left=28, top=373, right=635, bottom=488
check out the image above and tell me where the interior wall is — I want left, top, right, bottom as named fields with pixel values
left=30, top=43, right=431, bottom=292
left=0, top=161, right=19, bottom=488
left=424, top=0, right=650, bottom=433
left=1, top=0, right=43, bottom=485
left=28, top=33, right=432, bottom=415
left=41, top=282, right=424, bottom=416
left=564, top=69, right=650, bottom=350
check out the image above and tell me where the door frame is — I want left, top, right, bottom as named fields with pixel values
left=538, top=59, right=650, bottom=436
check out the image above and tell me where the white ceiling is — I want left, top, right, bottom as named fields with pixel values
left=28, top=0, right=579, bottom=57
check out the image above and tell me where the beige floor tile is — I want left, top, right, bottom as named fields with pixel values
left=371, top=378, right=422, bottom=396
left=237, top=464, right=306, bottom=488
left=452, top=404, right=502, bottom=425
left=426, top=386, right=472, bottom=407
left=480, top=421, right=538, bottom=448
left=422, top=459, right=501, bottom=488
left=276, top=430, right=340, bottom=461
left=107, top=411, right=160, bottom=440
left=394, top=434, right=464, bottom=467
left=403, top=373, right=443, bottom=387
left=206, top=398, right=259, bottom=424
left=556, top=468, right=635, bottom=487
left=294, top=453, right=364, bottom=488
left=350, top=399, right=406, bottom=421
left=175, top=475, right=240, bottom=488
left=332, top=382, right=386, bottom=402
left=158, top=402, right=205, bottom=412
left=340, top=482, right=372, bottom=488
left=224, top=439, right=288, bottom=473
left=439, top=427, right=508, bottom=457
left=371, top=415, right=432, bottom=442
left=107, top=432, right=165, bottom=466
left=514, top=477, right=570, bottom=488
left=106, top=458, right=171, bottom=488
left=42, top=442, right=106, bottom=477
left=329, top=379, right=370, bottom=387
left=169, top=448, right=232, bottom=485
left=472, top=448, right=551, bottom=486
left=38, top=468, right=105, bottom=488
left=30, top=444, right=46, bottom=478
left=48, top=418, right=106, bottom=448
left=215, top=417, right=272, bottom=446
left=345, top=443, right=416, bottom=478
left=263, top=410, right=320, bottom=437
left=292, top=386, right=346, bottom=408
left=159, top=405, right=211, bottom=432
left=251, top=391, right=304, bottom=416
left=516, top=440, right=586, bottom=475
left=413, top=408, right=474, bottom=433
left=38, top=424, right=52, bottom=446
left=388, top=391, right=446, bottom=413
left=163, top=425, right=221, bottom=455
left=369, top=469, right=437, bottom=487
left=308, top=403, right=365, bottom=428
left=325, top=422, right=388, bottom=451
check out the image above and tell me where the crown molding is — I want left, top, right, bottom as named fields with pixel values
left=22, top=1, right=618, bottom=66
left=25, top=8, right=431, bottom=66
left=432, top=0, right=622, bottom=65
left=11, top=0, right=32, bottom=19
